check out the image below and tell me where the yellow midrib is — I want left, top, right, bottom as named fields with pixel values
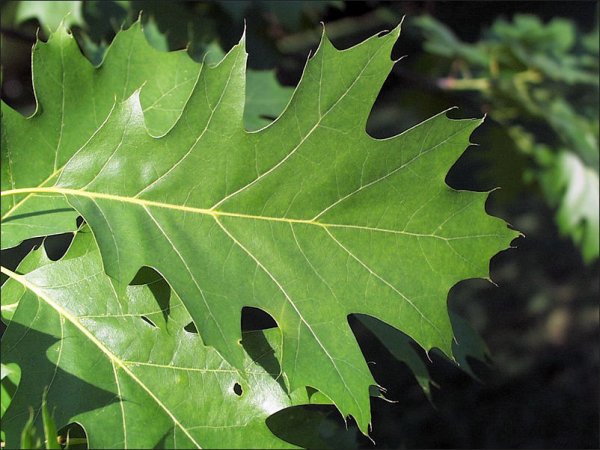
left=1, top=186, right=311, bottom=221
left=0, top=186, right=445, bottom=239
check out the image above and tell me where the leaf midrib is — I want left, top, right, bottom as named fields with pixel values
left=1, top=186, right=503, bottom=243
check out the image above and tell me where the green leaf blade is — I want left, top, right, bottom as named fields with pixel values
left=2, top=21, right=519, bottom=436
left=45, top=24, right=519, bottom=433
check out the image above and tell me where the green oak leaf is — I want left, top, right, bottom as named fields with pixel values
left=1, top=230, right=317, bottom=449
left=2, top=24, right=518, bottom=432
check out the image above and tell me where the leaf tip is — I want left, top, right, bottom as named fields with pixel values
left=319, top=20, right=327, bottom=39
left=135, top=9, right=144, bottom=25
left=315, top=21, right=335, bottom=56
left=484, top=276, right=499, bottom=287
left=240, top=20, right=247, bottom=48
left=54, top=20, right=73, bottom=40
left=365, top=430, right=376, bottom=446
left=394, top=54, right=408, bottom=64
left=391, top=17, right=404, bottom=39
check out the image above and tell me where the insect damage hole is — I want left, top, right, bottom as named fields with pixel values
left=184, top=321, right=198, bottom=333
left=233, top=382, right=243, bottom=396
left=241, top=306, right=277, bottom=331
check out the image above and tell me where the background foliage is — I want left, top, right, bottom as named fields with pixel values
left=1, top=1, right=598, bottom=448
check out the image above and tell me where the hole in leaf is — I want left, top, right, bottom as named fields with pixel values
left=130, top=266, right=165, bottom=286
left=233, top=382, right=243, bottom=396
left=44, top=232, right=75, bottom=261
left=140, top=316, right=157, bottom=327
left=184, top=322, right=198, bottom=334
left=241, top=306, right=277, bottom=331
left=57, top=422, right=87, bottom=449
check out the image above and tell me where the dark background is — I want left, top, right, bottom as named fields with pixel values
left=1, top=1, right=598, bottom=448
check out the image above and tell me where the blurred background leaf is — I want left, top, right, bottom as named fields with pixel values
left=413, top=12, right=599, bottom=263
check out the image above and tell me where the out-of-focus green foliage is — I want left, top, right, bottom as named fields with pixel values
left=216, top=0, right=343, bottom=31
left=415, top=14, right=599, bottom=263
left=9, top=0, right=343, bottom=64
left=13, top=391, right=60, bottom=450
left=14, top=1, right=83, bottom=32
left=19, top=409, right=41, bottom=450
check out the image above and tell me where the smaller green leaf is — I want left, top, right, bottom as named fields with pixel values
left=357, top=315, right=433, bottom=398
left=450, top=313, right=490, bottom=380
left=13, top=392, right=60, bottom=450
